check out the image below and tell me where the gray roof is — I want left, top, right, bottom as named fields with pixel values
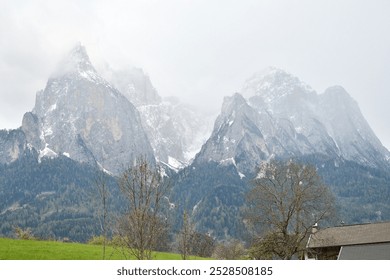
left=307, top=221, right=390, bottom=248
left=338, top=243, right=390, bottom=260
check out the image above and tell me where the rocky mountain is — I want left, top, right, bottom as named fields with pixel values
left=4, top=44, right=155, bottom=174
left=101, top=66, right=213, bottom=168
left=173, top=67, right=390, bottom=239
left=195, top=67, right=390, bottom=176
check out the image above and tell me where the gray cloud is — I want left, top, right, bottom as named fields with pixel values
left=1, top=0, right=389, bottom=149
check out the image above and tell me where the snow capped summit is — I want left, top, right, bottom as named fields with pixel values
left=50, top=43, right=111, bottom=88
left=242, top=67, right=315, bottom=105
left=52, top=43, right=92, bottom=76
left=64, top=43, right=93, bottom=72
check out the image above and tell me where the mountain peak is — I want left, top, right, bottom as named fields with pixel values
left=51, top=43, right=98, bottom=80
left=256, top=66, right=288, bottom=76
left=225, top=92, right=246, bottom=104
left=69, top=42, right=90, bottom=64
left=322, top=85, right=352, bottom=99
left=221, top=93, right=247, bottom=114
left=241, top=67, right=314, bottom=102
left=320, top=85, right=359, bottom=111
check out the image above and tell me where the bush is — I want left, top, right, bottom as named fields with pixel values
left=13, top=226, right=35, bottom=240
left=87, top=235, right=106, bottom=245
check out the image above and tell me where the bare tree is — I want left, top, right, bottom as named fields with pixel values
left=116, top=157, right=170, bottom=260
left=246, top=160, right=335, bottom=260
left=178, top=210, right=193, bottom=260
left=175, top=210, right=216, bottom=259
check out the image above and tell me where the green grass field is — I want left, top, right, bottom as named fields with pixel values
left=0, top=238, right=205, bottom=260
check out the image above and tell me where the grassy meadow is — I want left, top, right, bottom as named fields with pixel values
left=0, top=238, right=205, bottom=260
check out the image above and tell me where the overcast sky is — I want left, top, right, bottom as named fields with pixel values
left=1, top=0, right=389, bottom=149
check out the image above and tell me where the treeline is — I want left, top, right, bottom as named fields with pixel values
left=300, top=155, right=390, bottom=223
left=0, top=153, right=123, bottom=242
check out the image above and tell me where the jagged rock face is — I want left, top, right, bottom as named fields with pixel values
left=194, top=68, right=390, bottom=176
left=23, top=44, right=154, bottom=173
left=194, top=93, right=269, bottom=175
